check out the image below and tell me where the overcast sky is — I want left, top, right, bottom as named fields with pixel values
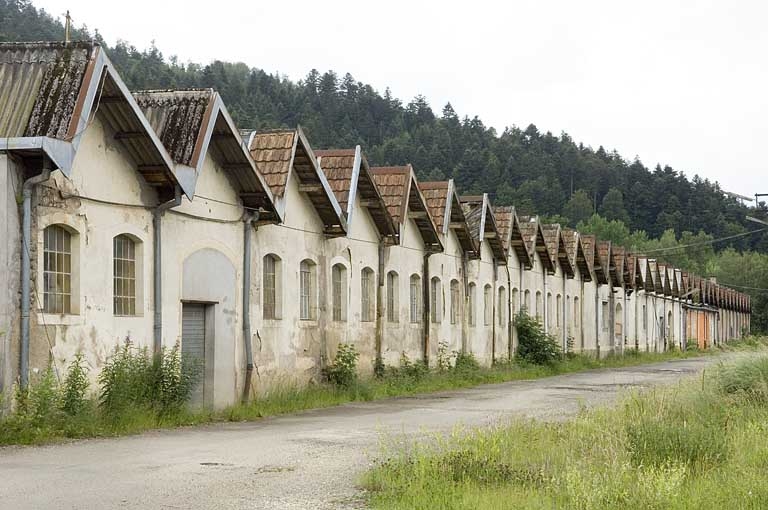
left=36, top=0, right=767, bottom=199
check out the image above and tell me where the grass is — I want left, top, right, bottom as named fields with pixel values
left=362, top=338, right=768, bottom=510
left=1, top=337, right=765, bottom=447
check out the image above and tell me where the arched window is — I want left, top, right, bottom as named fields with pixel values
left=524, top=290, right=531, bottom=313
left=332, top=263, right=347, bottom=322
left=547, top=292, right=553, bottom=328
left=498, top=287, right=507, bottom=326
left=616, top=303, right=624, bottom=340
left=300, top=259, right=317, bottom=320
left=409, top=274, right=421, bottom=323
left=535, top=291, right=542, bottom=319
left=43, top=225, right=73, bottom=314
left=468, top=282, right=477, bottom=326
left=512, top=288, right=519, bottom=322
left=556, top=294, right=562, bottom=328
left=387, top=271, right=399, bottom=323
left=430, top=276, right=441, bottom=323
left=667, top=310, right=673, bottom=342
left=361, top=267, right=375, bottom=322
left=574, top=297, right=580, bottom=332
left=450, top=279, right=460, bottom=324
left=484, top=284, right=493, bottom=326
left=113, top=234, right=138, bottom=316
left=263, top=254, right=282, bottom=319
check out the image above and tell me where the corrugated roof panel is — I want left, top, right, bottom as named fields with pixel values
left=133, top=89, right=212, bottom=166
left=0, top=42, right=93, bottom=139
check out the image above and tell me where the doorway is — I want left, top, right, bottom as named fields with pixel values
left=181, top=303, right=212, bottom=407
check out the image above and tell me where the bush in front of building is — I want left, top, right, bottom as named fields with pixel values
left=99, top=341, right=202, bottom=418
left=324, top=342, right=360, bottom=388
left=515, top=311, right=562, bottom=365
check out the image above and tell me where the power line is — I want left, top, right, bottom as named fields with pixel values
left=717, top=282, right=768, bottom=292
left=639, top=227, right=767, bottom=255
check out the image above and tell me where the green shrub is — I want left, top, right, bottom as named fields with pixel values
left=453, top=351, right=480, bottom=374
left=99, top=341, right=202, bottom=417
left=436, top=341, right=455, bottom=372
left=324, top=343, right=359, bottom=388
left=60, top=352, right=90, bottom=417
left=714, top=357, right=768, bottom=401
left=23, top=366, right=62, bottom=426
left=515, top=311, right=562, bottom=365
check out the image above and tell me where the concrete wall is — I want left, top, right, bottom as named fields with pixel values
left=5, top=108, right=752, bottom=408
left=0, top=154, right=22, bottom=396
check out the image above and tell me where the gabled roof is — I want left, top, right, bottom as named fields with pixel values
left=598, top=240, right=621, bottom=287
left=134, top=89, right=279, bottom=222
left=371, top=165, right=442, bottom=252
left=681, top=271, right=691, bottom=299
left=420, top=180, right=476, bottom=256
left=460, top=194, right=507, bottom=263
left=562, top=229, right=592, bottom=282
left=658, top=263, right=673, bottom=296
left=649, top=260, right=664, bottom=294
left=494, top=206, right=532, bottom=269
left=672, top=269, right=682, bottom=297
left=247, top=126, right=346, bottom=236
left=612, top=246, right=630, bottom=289
left=542, top=224, right=575, bottom=278
left=519, top=216, right=556, bottom=275
left=627, top=254, right=641, bottom=289
left=316, top=146, right=397, bottom=242
left=0, top=41, right=182, bottom=202
left=581, top=235, right=608, bottom=284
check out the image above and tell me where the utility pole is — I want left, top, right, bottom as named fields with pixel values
left=64, top=11, right=71, bottom=43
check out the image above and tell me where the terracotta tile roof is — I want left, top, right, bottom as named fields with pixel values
left=248, top=129, right=296, bottom=197
left=419, top=181, right=450, bottom=233
left=316, top=147, right=397, bottom=241
left=134, top=89, right=212, bottom=166
left=519, top=216, right=555, bottom=274
left=612, top=246, right=629, bottom=288
left=541, top=225, right=561, bottom=269
left=580, top=235, right=608, bottom=284
left=0, top=41, right=94, bottom=138
left=562, top=229, right=591, bottom=281
left=459, top=195, right=506, bottom=262
left=371, top=166, right=442, bottom=251
left=419, top=180, right=476, bottom=255
left=494, top=206, right=531, bottom=268
left=371, top=166, right=410, bottom=225
left=315, top=148, right=356, bottom=212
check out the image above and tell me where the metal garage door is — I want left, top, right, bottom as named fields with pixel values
left=182, top=304, right=206, bottom=407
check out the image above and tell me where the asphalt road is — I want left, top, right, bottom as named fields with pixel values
left=0, top=354, right=742, bottom=509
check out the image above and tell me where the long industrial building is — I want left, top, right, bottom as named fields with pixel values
left=0, top=42, right=751, bottom=408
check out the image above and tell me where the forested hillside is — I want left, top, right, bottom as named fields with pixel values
left=1, top=0, right=766, bottom=330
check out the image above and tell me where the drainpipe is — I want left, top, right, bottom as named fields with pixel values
left=505, top=263, right=513, bottom=360
left=542, top=268, right=548, bottom=334
left=20, top=167, right=51, bottom=389
left=579, top=277, right=585, bottom=352
left=562, top=272, right=567, bottom=352
left=491, top=260, right=497, bottom=364
left=461, top=252, right=469, bottom=353
left=422, top=252, right=433, bottom=365
left=241, top=211, right=259, bottom=402
left=595, top=284, right=600, bottom=357
left=374, top=240, right=386, bottom=371
left=153, top=186, right=182, bottom=355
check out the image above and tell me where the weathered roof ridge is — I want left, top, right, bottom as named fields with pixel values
left=0, top=41, right=187, bottom=200
left=316, top=145, right=397, bottom=241
left=460, top=194, right=506, bottom=263
left=371, top=165, right=442, bottom=252
left=419, top=180, right=476, bottom=256
left=494, top=205, right=532, bottom=269
left=518, top=215, right=556, bottom=274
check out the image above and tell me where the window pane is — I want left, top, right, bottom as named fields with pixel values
left=113, top=235, right=136, bottom=316
left=43, top=225, right=72, bottom=314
